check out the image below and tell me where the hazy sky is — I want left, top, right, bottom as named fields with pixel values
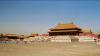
left=0, top=1, right=100, bottom=35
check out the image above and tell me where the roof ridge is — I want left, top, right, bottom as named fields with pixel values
left=59, top=22, right=74, bottom=24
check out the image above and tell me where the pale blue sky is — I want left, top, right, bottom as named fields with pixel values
left=0, top=1, right=100, bottom=35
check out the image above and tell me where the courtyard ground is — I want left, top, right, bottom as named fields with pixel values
left=0, top=42, right=100, bottom=56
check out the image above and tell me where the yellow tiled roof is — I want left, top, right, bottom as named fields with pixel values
left=50, top=23, right=78, bottom=30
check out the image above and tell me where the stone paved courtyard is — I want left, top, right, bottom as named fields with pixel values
left=0, top=42, right=100, bottom=56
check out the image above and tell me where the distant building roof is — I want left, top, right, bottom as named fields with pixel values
left=82, top=28, right=92, bottom=33
left=5, top=34, right=18, bottom=36
left=50, top=23, right=79, bottom=30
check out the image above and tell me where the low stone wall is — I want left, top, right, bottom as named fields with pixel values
left=76, top=36, right=95, bottom=43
